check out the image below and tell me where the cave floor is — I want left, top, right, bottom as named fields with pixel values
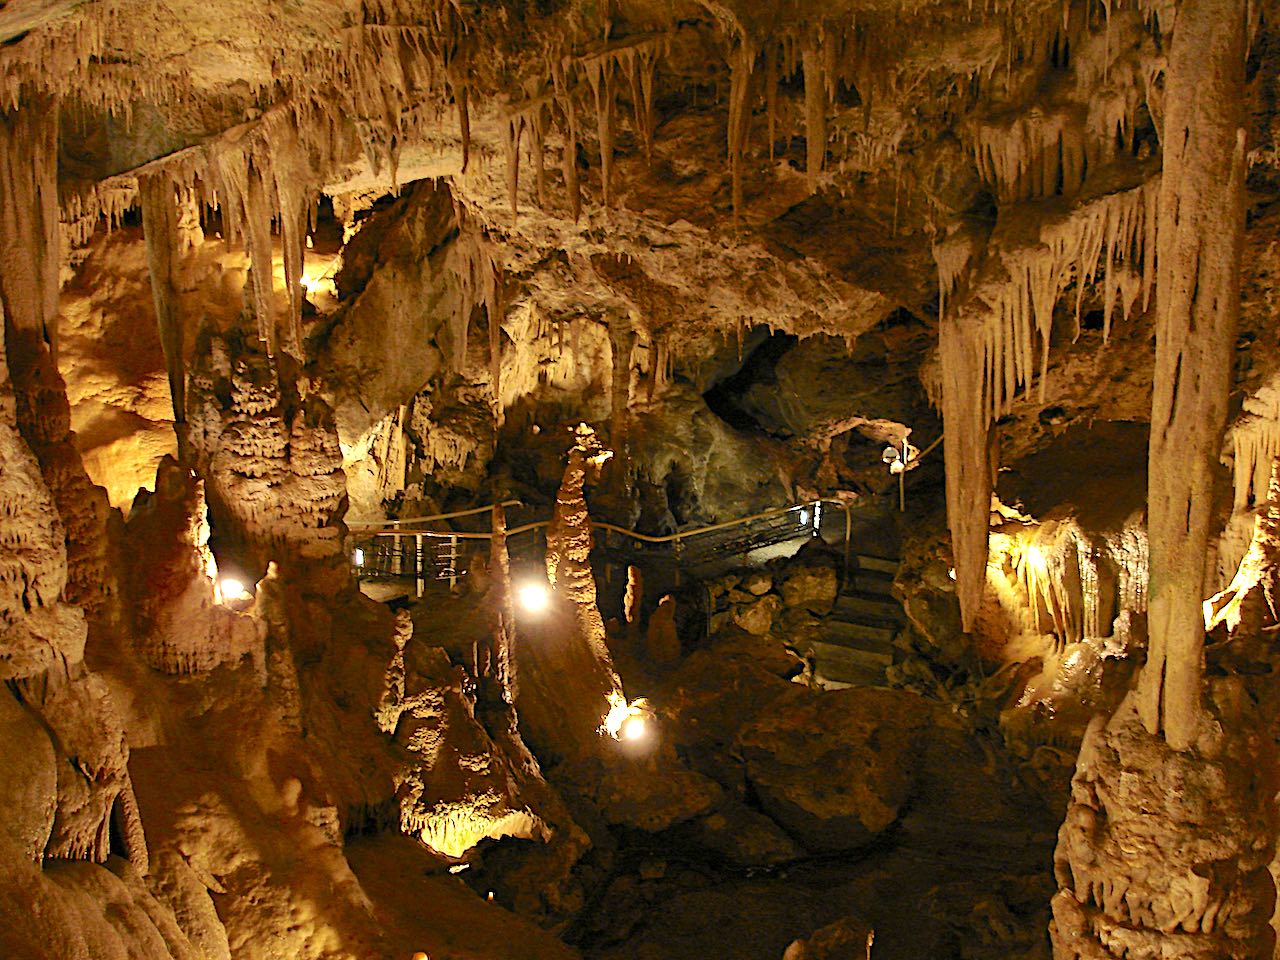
left=569, top=708, right=1060, bottom=960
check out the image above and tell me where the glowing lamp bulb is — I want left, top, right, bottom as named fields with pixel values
left=620, top=713, right=648, bottom=742
left=354, top=547, right=365, bottom=567
left=517, top=582, right=550, bottom=613
left=798, top=508, right=811, bottom=526
left=219, top=577, right=249, bottom=602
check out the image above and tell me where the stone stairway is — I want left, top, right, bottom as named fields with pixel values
left=806, top=552, right=905, bottom=689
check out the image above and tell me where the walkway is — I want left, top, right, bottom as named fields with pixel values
left=348, top=498, right=912, bottom=686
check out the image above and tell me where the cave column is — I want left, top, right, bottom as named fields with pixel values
left=1138, top=0, right=1248, bottom=750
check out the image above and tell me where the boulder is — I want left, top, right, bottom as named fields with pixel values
left=689, top=803, right=803, bottom=867
left=738, top=687, right=932, bottom=851
left=743, top=571, right=773, bottom=596
left=735, top=594, right=782, bottom=635
left=781, top=565, right=837, bottom=614
left=783, top=917, right=876, bottom=960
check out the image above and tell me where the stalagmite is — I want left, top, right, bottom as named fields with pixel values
left=513, top=424, right=624, bottom=764
left=138, top=173, right=187, bottom=427
left=1050, top=694, right=1276, bottom=960
left=1137, top=0, right=1247, bottom=750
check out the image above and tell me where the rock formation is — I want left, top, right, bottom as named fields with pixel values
left=1051, top=692, right=1277, bottom=960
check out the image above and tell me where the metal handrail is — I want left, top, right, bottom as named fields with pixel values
left=347, top=499, right=523, bottom=530
left=350, top=498, right=852, bottom=544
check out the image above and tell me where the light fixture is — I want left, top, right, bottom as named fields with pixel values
left=219, top=577, right=251, bottom=603
left=517, top=581, right=550, bottom=613
left=799, top=507, right=811, bottom=526
left=354, top=547, right=365, bottom=567
left=602, top=692, right=655, bottom=747
left=619, top=713, right=648, bottom=742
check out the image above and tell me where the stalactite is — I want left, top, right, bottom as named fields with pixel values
left=503, top=114, right=524, bottom=220
left=489, top=278, right=504, bottom=427
left=531, top=104, right=548, bottom=207
left=244, top=160, right=277, bottom=357
left=940, top=315, right=993, bottom=632
left=802, top=33, right=826, bottom=195
left=1138, top=0, right=1246, bottom=751
left=61, top=175, right=136, bottom=249
left=1229, top=386, right=1280, bottom=513
left=0, top=101, right=60, bottom=361
left=554, top=61, right=583, bottom=222
left=762, top=51, right=788, bottom=167
left=582, top=52, right=616, bottom=208
left=726, top=36, right=756, bottom=221
left=138, top=173, right=187, bottom=426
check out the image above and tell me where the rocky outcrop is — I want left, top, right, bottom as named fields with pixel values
left=124, top=456, right=264, bottom=675
left=784, top=917, right=875, bottom=960
left=377, top=613, right=550, bottom=858
left=738, top=687, right=932, bottom=852
left=186, top=340, right=347, bottom=578
left=1050, top=693, right=1277, bottom=960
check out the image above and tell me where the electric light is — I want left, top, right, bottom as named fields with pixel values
left=619, top=712, right=648, bottom=742
left=219, top=577, right=251, bottom=602
left=799, top=507, right=811, bottom=526
left=354, top=547, right=365, bottom=567
left=517, top=581, right=550, bottom=613
left=602, top=692, right=655, bottom=747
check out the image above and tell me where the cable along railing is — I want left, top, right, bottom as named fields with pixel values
left=346, top=498, right=859, bottom=597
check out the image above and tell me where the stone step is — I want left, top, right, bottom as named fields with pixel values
left=810, top=661, right=885, bottom=689
left=848, top=568, right=895, bottom=597
left=820, top=622, right=898, bottom=653
left=806, top=641, right=892, bottom=686
left=854, top=553, right=899, bottom=576
left=834, top=591, right=906, bottom=624
left=807, top=637, right=895, bottom=667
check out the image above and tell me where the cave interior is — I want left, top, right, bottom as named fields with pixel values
left=2, top=1, right=1279, bottom=959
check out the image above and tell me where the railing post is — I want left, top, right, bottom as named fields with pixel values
left=448, top=534, right=458, bottom=589
left=392, top=519, right=402, bottom=576
left=415, top=533, right=424, bottom=598
left=843, top=502, right=852, bottom=589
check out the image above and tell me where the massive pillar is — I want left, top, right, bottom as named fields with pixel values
left=513, top=424, right=624, bottom=764
left=1050, top=693, right=1276, bottom=960
left=1138, top=0, right=1248, bottom=749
